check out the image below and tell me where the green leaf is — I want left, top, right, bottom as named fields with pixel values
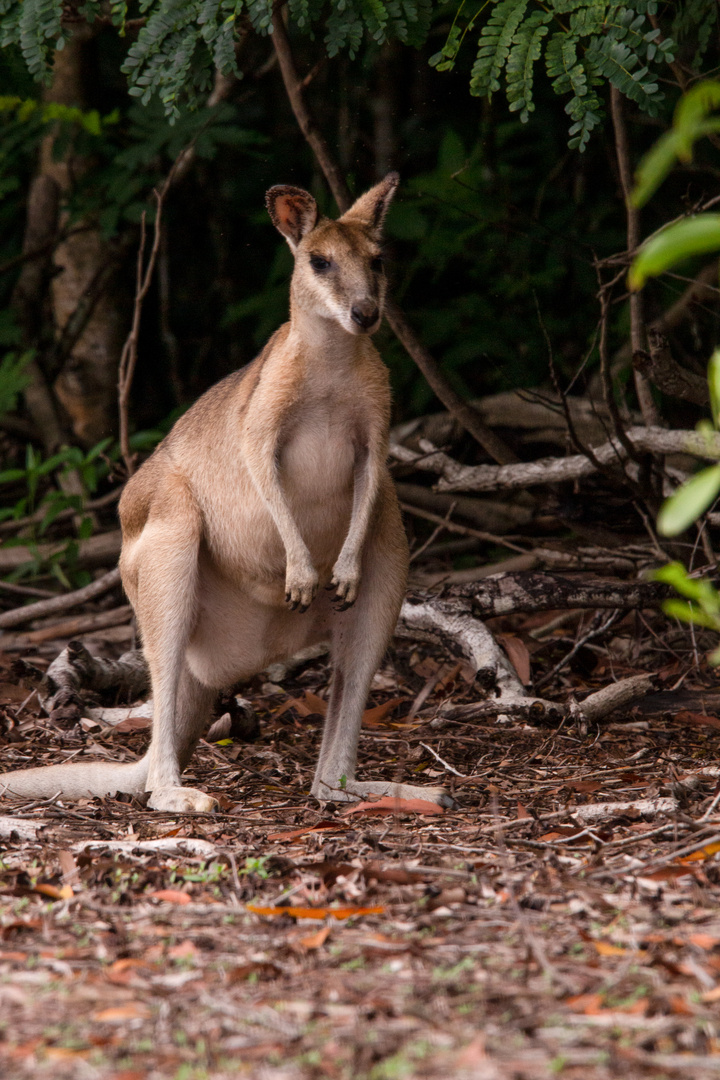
left=709, top=349, right=720, bottom=429
left=629, top=216, right=720, bottom=290
left=662, top=598, right=720, bottom=630
left=657, top=464, right=720, bottom=536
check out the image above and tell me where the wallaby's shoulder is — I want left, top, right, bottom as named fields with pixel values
left=170, top=323, right=292, bottom=444
left=119, top=324, right=291, bottom=536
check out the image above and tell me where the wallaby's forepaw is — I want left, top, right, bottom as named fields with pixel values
left=284, top=565, right=319, bottom=613
left=148, top=786, right=218, bottom=813
left=328, top=557, right=361, bottom=610
left=312, top=778, right=456, bottom=809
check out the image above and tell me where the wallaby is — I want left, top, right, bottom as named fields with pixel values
left=1, top=174, right=451, bottom=813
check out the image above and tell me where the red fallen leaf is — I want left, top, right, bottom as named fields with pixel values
left=687, top=932, right=720, bottom=949
left=149, top=889, right=192, bottom=904
left=343, top=796, right=445, bottom=817
left=247, top=904, right=384, bottom=920
left=565, top=992, right=605, bottom=1014
left=112, top=715, right=152, bottom=733
left=676, top=710, right=720, bottom=731
left=643, top=865, right=700, bottom=882
left=267, top=820, right=347, bottom=842
left=361, top=697, right=406, bottom=727
left=92, top=1002, right=151, bottom=1023
left=516, top=802, right=531, bottom=819
left=496, top=633, right=531, bottom=684
left=0, top=950, right=28, bottom=962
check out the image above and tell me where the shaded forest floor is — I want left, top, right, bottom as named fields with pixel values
left=2, top=604, right=720, bottom=1080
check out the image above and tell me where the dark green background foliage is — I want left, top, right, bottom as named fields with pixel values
left=0, top=2, right=719, bottom=434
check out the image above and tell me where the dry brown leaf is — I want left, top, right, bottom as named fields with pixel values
left=297, top=925, right=331, bottom=950
left=361, top=697, right=406, bottom=727
left=275, top=690, right=327, bottom=718
left=92, top=1003, right=151, bottom=1023
left=112, top=715, right=152, bottom=733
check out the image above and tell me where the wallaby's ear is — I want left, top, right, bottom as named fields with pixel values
left=340, top=172, right=399, bottom=235
left=265, top=185, right=319, bottom=251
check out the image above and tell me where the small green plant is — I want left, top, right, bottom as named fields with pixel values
left=630, top=80, right=720, bottom=658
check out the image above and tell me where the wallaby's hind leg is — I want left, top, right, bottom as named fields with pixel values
left=122, top=477, right=217, bottom=813
left=311, top=492, right=452, bottom=808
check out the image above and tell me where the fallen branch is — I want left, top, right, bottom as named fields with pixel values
left=38, top=639, right=149, bottom=716
left=0, top=529, right=122, bottom=573
left=0, top=567, right=122, bottom=629
left=391, top=427, right=720, bottom=493
left=2, top=605, right=132, bottom=647
left=458, top=572, right=669, bottom=619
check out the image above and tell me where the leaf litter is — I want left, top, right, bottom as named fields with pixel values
left=2, top=605, right=720, bottom=1077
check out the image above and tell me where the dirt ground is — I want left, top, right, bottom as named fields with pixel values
left=2, top=617, right=720, bottom=1080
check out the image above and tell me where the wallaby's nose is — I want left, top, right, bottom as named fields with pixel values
left=351, top=301, right=380, bottom=330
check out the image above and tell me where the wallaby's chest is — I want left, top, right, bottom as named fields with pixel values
left=279, top=391, right=361, bottom=501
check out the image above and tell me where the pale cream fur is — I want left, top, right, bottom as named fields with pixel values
left=1, top=175, right=451, bottom=813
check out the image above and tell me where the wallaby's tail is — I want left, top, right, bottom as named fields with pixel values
left=0, top=756, right=149, bottom=800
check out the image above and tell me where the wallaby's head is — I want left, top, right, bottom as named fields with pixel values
left=265, top=173, right=399, bottom=336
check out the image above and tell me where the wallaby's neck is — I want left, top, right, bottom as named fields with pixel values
left=289, top=301, right=366, bottom=366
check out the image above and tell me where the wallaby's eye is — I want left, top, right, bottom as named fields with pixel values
left=310, top=254, right=331, bottom=272
left=371, top=255, right=384, bottom=273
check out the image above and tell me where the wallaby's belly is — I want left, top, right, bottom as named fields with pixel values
left=187, top=556, right=330, bottom=686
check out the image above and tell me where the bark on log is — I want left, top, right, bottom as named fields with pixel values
left=458, top=572, right=669, bottom=619
left=391, top=427, right=720, bottom=493
left=0, top=567, right=122, bottom=629
left=39, top=640, right=149, bottom=716
left=0, top=530, right=121, bottom=573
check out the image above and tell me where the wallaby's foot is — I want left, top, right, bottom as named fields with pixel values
left=147, top=786, right=218, bottom=813
left=284, top=564, right=319, bottom=612
left=328, top=556, right=361, bottom=610
left=312, top=777, right=456, bottom=809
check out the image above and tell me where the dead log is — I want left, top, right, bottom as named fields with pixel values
left=390, top=427, right=720, bottom=493
left=0, top=529, right=122, bottom=573
left=457, top=572, right=669, bottom=619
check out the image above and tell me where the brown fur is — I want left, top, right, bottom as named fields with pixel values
left=1, top=175, right=450, bottom=812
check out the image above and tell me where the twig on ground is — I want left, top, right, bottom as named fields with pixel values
left=0, top=567, right=122, bottom=630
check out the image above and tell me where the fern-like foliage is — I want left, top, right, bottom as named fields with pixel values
left=0, top=0, right=433, bottom=120
left=433, top=1, right=681, bottom=151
